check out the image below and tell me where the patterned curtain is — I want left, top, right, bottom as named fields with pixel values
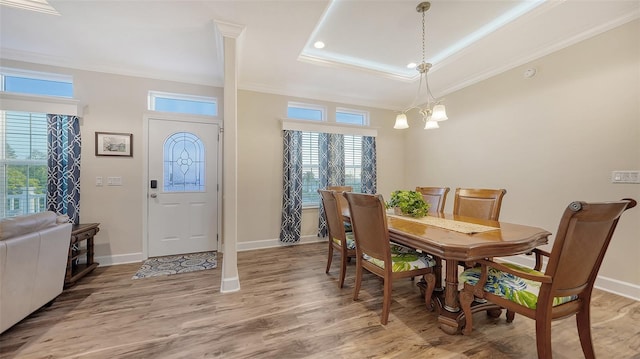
left=47, top=115, right=81, bottom=224
left=318, top=133, right=345, bottom=237
left=361, top=136, right=377, bottom=194
left=280, top=130, right=303, bottom=244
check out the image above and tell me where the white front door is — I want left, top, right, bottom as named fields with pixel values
left=147, top=117, right=219, bottom=257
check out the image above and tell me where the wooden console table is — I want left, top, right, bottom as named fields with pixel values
left=64, top=223, right=100, bottom=288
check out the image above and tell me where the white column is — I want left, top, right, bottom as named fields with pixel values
left=215, top=20, right=244, bottom=293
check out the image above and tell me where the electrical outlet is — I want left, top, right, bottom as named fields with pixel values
left=611, top=171, right=640, bottom=184
left=96, top=176, right=103, bottom=186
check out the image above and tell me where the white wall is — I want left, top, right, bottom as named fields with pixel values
left=402, top=20, right=640, bottom=294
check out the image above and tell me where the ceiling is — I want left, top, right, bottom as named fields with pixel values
left=1, top=0, right=638, bottom=111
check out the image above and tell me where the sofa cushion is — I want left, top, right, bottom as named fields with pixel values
left=0, top=211, right=58, bottom=240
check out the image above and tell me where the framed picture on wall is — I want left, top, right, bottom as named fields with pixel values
left=95, top=132, right=133, bottom=157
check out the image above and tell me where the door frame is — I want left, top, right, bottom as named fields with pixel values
left=142, top=112, right=223, bottom=259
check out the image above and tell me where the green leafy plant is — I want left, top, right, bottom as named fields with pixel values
left=386, top=190, right=430, bottom=218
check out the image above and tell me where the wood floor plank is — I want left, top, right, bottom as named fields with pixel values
left=1, top=242, right=638, bottom=358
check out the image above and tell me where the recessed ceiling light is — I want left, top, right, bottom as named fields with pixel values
left=407, top=63, right=417, bottom=69
left=314, top=41, right=325, bottom=49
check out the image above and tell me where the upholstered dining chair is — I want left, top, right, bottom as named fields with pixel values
left=453, top=188, right=507, bottom=221
left=415, top=186, right=450, bottom=214
left=326, top=186, right=353, bottom=232
left=344, top=192, right=437, bottom=325
left=318, top=189, right=356, bottom=288
left=459, top=198, right=636, bottom=358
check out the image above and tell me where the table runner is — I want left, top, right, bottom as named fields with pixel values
left=388, top=214, right=499, bottom=234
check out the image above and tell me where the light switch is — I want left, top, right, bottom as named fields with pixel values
left=611, top=171, right=640, bottom=184
left=107, top=176, right=123, bottom=186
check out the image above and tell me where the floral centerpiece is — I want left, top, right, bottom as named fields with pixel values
left=386, top=190, right=430, bottom=218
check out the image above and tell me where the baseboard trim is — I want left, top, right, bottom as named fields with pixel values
left=95, top=252, right=143, bottom=266
left=236, top=235, right=327, bottom=252
left=220, top=276, right=241, bottom=293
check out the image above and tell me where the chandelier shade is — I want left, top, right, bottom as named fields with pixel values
left=394, top=2, right=448, bottom=130
left=431, top=104, right=448, bottom=121
left=394, top=113, right=409, bottom=129
left=424, top=120, right=439, bottom=129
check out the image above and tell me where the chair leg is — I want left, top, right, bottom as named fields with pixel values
left=353, top=260, right=363, bottom=301
left=535, top=316, right=553, bottom=359
left=325, top=242, right=334, bottom=274
left=576, top=307, right=596, bottom=359
left=338, top=253, right=348, bottom=288
left=380, top=276, right=393, bottom=325
left=460, top=287, right=475, bottom=335
left=423, top=273, right=436, bottom=311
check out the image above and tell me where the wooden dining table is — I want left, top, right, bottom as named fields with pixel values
left=341, top=206, right=551, bottom=334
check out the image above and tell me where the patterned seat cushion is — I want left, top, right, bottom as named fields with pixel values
left=364, top=244, right=435, bottom=272
left=332, top=232, right=356, bottom=250
left=459, top=263, right=577, bottom=309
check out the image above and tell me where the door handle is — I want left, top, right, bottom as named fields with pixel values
left=150, top=193, right=158, bottom=198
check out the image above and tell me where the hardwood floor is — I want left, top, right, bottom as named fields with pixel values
left=1, top=242, right=638, bottom=358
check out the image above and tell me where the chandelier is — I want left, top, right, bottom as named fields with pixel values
left=394, top=2, right=448, bottom=130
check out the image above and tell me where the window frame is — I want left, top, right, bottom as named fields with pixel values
left=287, top=102, right=327, bottom=122
left=148, top=91, right=218, bottom=116
left=1, top=67, right=73, bottom=98
left=1, top=111, right=49, bottom=218
left=336, top=107, right=369, bottom=126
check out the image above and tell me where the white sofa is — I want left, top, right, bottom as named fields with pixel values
left=0, top=211, right=72, bottom=333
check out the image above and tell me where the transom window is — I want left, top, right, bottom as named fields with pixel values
left=149, top=91, right=217, bottom=116
left=1, top=68, right=73, bottom=98
left=287, top=102, right=326, bottom=121
left=337, top=108, right=368, bottom=126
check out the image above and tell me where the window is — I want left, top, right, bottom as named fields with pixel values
left=1, top=68, right=73, bottom=98
left=300, top=133, right=364, bottom=207
left=287, top=102, right=326, bottom=121
left=1, top=111, right=48, bottom=218
left=286, top=103, right=371, bottom=207
left=163, top=132, right=205, bottom=192
left=336, top=108, right=368, bottom=126
left=149, top=91, right=217, bottom=116
left=1, top=68, right=77, bottom=219
left=343, top=135, right=362, bottom=192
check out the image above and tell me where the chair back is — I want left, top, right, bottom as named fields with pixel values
left=544, top=198, right=636, bottom=298
left=453, top=188, right=507, bottom=221
left=415, top=186, right=450, bottom=214
left=327, top=186, right=353, bottom=216
left=318, top=190, right=347, bottom=245
left=344, top=192, right=390, bottom=264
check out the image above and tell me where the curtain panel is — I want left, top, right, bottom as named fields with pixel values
left=279, top=130, right=303, bottom=244
left=47, top=114, right=81, bottom=224
left=361, top=136, right=377, bottom=194
left=317, top=133, right=345, bottom=237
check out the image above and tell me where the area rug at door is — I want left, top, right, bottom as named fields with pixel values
left=132, top=251, right=217, bottom=279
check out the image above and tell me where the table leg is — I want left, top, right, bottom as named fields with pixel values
left=433, top=255, right=443, bottom=291
left=443, top=259, right=460, bottom=312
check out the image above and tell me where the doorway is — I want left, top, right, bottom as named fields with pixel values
left=145, top=115, right=221, bottom=257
